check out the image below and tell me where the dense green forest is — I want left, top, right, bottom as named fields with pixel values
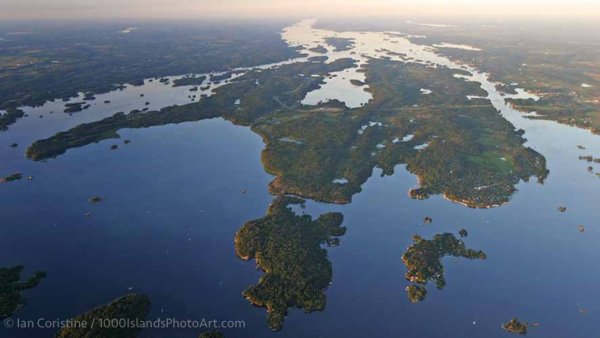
left=235, top=197, right=346, bottom=330
left=402, top=233, right=486, bottom=303
left=0, top=266, right=46, bottom=318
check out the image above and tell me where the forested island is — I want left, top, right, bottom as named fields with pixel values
left=172, top=75, right=207, bottom=87
left=402, top=233, right=486, bottom=302
left=235, top=196, right=346, bottom=331
left=0, top=265, right=46, bottom=318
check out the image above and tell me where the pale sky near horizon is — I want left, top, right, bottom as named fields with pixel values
left=1, top=0, right=599, bottom=20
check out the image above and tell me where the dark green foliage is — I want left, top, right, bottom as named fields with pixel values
left=0, top=266, right=46, bottom=318
left=0, top=21, right=300, bottom=129
left=235, top=196, right=346, bottom=331
left=55, top=294, right=151, bottom=338
left=209, top=71, right=243, bottom=83
left=402, top=233, right=486, bottom=301
left=172, top=75, right=207, bottom=87
left=411, top=29, right=600, bottom=134
left=26, top=58, right=355, bottom=160
left=0, top=108, right=25, bottom=130
left=63, top=102, right=86, bottom=113
left=25, top=58, right=547, bottom=208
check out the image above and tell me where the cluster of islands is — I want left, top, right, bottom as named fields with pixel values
left=1, top=17, right=598, bottom=337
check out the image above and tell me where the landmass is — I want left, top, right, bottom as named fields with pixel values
left=55, top=294, right=151, bottom=338
left=0, top=21, right=300, bottom=130
left=0, top=265, right=46, bottom=318
left=25, top=58, right=548, bottom=208
left=234, top=196, right=346, bottom=331
left=404, top=26, right=600, bottom=134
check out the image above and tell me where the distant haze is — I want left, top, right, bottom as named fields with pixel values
left=1, top=0, right=599, bottom=20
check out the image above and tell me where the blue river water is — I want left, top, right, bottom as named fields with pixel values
left=0, top=114, right=598, bottom=337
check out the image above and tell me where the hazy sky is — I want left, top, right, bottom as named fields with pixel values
left=1, top=0, right=599, bottom=20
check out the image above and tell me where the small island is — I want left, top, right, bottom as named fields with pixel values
left=1, top=173, right=23, bottom=183
left=402, top=232, right=486, bottom=302
left=406, top=284, right=427, bottom=303
left=172, top=75, right=207, bottom=87
left=308, top=45, right=328, bottom=54
left=349, top=79, right=366, bottom=86
left=63, top=102, right=86, bottom=113
left=501, top=318, right=528, bottom=335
